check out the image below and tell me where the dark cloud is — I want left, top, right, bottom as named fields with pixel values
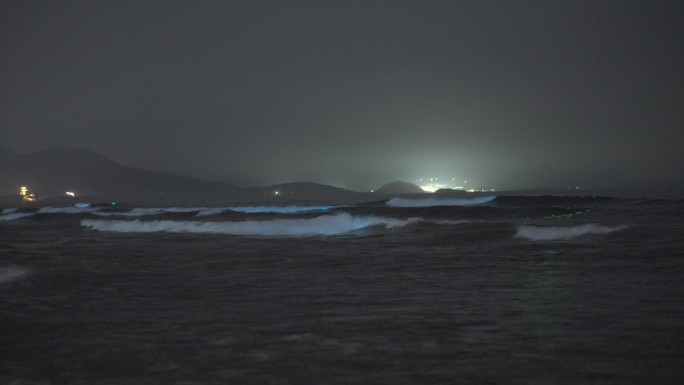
left=2, top=0, right=683, bottom=189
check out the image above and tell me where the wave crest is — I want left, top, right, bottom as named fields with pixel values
left=387, top=196, right=496, bottom=207
left=515, top=224, right=626, bottom=241
left=227, top=205, right=339, bottom=214
left=81, top=213, right=421, bottom=237
left=0, top=212, right=35, bottom=221
left=0, top=266, right=29, bottom=284
left=38, top=206, right=95, bottom=214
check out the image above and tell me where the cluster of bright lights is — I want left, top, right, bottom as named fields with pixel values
left=19, top=186, right=37, bottom=202
left=417, top=177, right=467, bottom=193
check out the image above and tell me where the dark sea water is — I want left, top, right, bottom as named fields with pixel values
left=1, top=194, right=683, bottom=384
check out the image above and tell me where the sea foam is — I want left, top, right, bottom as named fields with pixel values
left=0, top=266, right=29, bottom=284
left=81, top=213, right=421, bottom=236
left=515, top=224, right=626, bottom=241
left=1, top=205, right=343, bottom=220
left=92, top=207, right=227, bottom=217
left=0, top=212, right=35, bottom=221
left=38, top=206, right=96, bottom=214
left=386, top=196, right=496, bottom=207
left=93, top=206, right=333, bottom=217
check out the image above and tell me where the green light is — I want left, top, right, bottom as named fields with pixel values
left=543, top=209, right=591, bottom=220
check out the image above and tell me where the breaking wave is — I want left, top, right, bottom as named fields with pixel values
left=387, top=196, right=496, bottom=207
left=227, top=205, right=339, bottom=214
left=1, top=205, right=340, bottom=220
left=0, top=266, right=29, bottom=284
left=38, top=206, right=96, bottom=214
left=81, top=213, right=424, bottom=236
left=93, top=207, right=224, bottom=217
left=515, top=224, right=627, bottom=241
left=93, top=206, right=338, bottom=217
left=0, top=212, right=35, bottom=221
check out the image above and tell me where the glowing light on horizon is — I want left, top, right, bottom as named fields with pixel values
left=66, top=191, right=76, bottom=197
left=419, top=182, right=449, bottom=192
left=19, top=186, right=37, bottom=202
left=412, top=174, right=495, bottom=193
left=416, top=176, right=465, bottom=193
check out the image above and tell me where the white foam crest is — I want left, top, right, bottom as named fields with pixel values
left=2, top=206, right=229, bottom=219
left=426, top=219, right=471, bottom=225
left=90, top=208, right=158, bottom=217
left=81, top=213, right=420, bottom=236
left=130, top=207, right=171, bottom=215
left=94, top=207, right=230, bottom=217
left=38, top=206, right=96, bottom=214
left=387, top=196, right=497, bottom=207
left=0, top=212, right=35, bottom=221
left=515, top=224, right=627, bottom=241
left=0, top=266, right=29, bottom=284
left=228, top=205, right=339, bottom=214
left=195, top=208, right=229, bottom=216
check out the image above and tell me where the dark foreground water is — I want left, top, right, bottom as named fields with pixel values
left=1, top=194, right=683, bottom=384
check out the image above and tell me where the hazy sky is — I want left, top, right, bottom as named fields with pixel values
left=2, top=0, right=683, bottom=189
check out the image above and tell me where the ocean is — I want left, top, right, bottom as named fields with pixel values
left=1, top=194, right=683, bottom=384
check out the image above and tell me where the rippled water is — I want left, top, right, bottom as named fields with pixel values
left=1, top=195, right=683, bottom=384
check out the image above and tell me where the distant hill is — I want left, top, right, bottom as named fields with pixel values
left=0, top=147, right=243, bottom=204
left=433, top=188, right=470, bottom=197
left=0, top=147, right=373, bottom=205
left=375, top=181, right=424, bottom=194
left=247, top=181, right=360, bottom=201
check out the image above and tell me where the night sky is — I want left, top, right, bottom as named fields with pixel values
left=2, top=1, right=683, bottom=189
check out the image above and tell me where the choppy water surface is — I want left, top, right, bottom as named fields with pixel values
left=1, top=195, right=683, bottom=384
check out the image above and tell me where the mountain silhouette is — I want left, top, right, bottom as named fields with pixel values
left=0, top=147, right=375, bottom=205
left=0, top=147, right=242, bottom=204
left=375, top=181, right=424, bottom=194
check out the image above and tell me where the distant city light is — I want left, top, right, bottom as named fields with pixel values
left=414, top=176, right=492, bottom=193
left=19, top=186, right=37, bottom=202
left=66, top=191, right=76, bottom=197
left=418, top=180, right=455, bottom=192
left=274, top=191, right=279, bottom=195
